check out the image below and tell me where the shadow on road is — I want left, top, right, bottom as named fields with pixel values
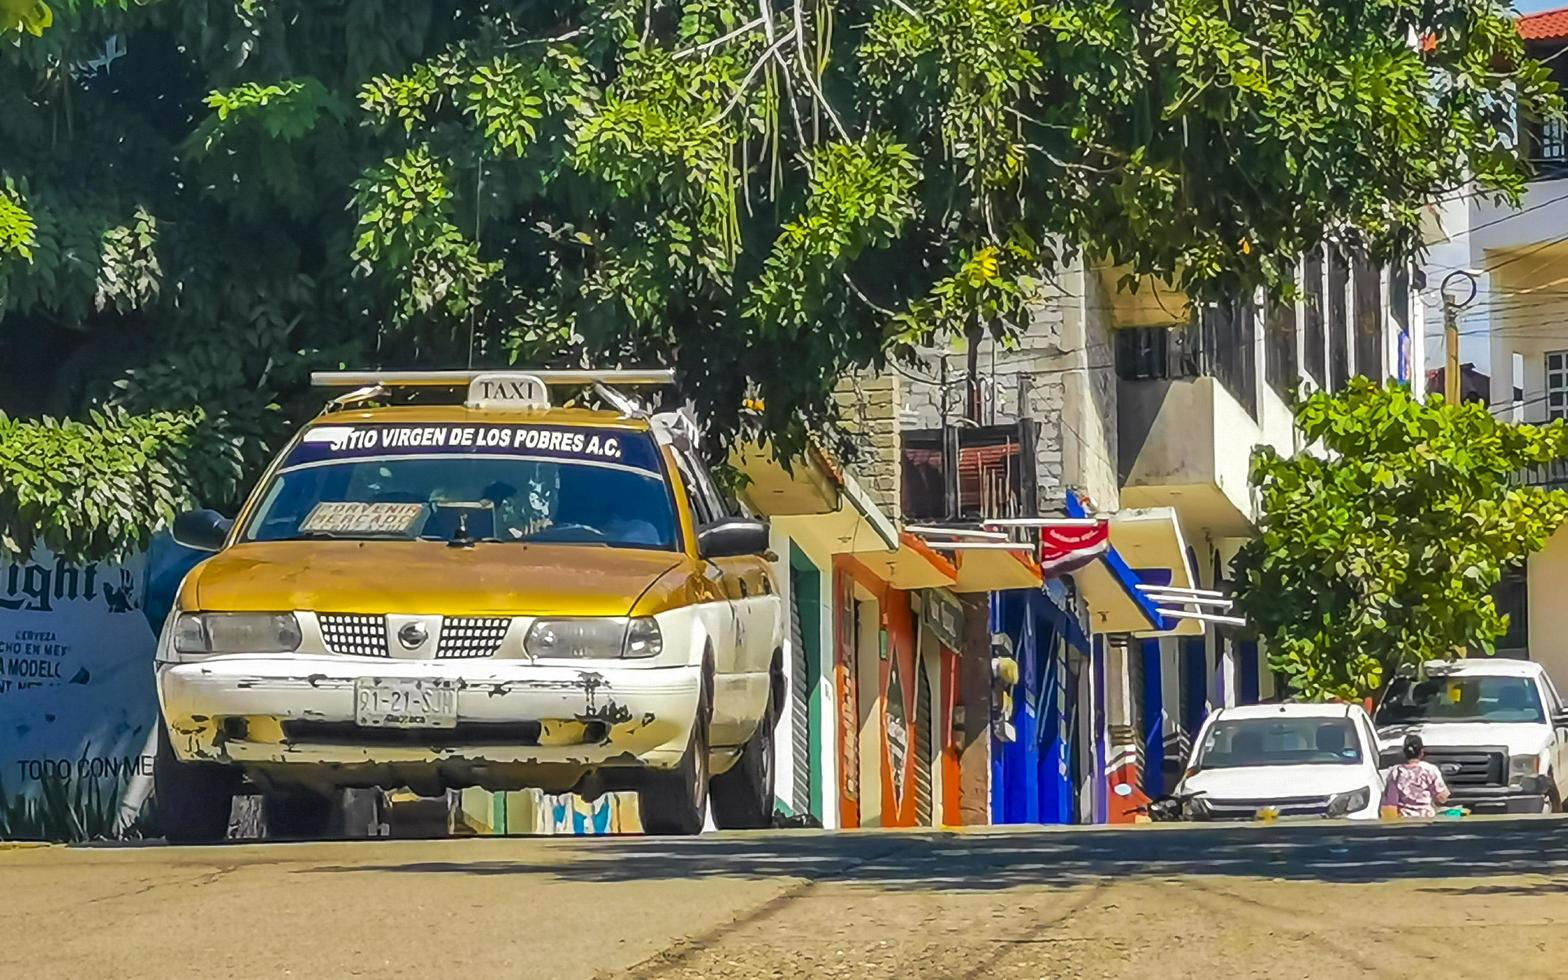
left=298, top=817, right=1568, bottom=890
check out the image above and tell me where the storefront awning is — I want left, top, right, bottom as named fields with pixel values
left=853, top=532, right=959, bottom=590
left=1065, top=492, right=1202, bottom=637
left=734, top=439, right=901, bottom=556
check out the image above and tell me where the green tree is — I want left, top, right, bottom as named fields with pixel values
left=1, top=0, right=1560, bottom=560
left=1234, top=379, right=1568, bottom=702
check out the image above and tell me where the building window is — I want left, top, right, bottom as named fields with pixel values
left=1352, top=254, right=1383, bottom=381
left=1264, top=292, right=1298, bottom=401
left=1114, top=326, right=1172, bottom=381
left=1303, top=249, right=1325, bottom=387
left=1201, top=300, right=1257, bottom=420
left=1494, top=567, right=1529, bottom=658
left=1328, top=248, right=1350, bottom=391
left=1547, top=350, right=1568, bottom=420
left=1530, top=114, right=1568, bottom=179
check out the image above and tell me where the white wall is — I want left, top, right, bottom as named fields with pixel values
left=1529, top=526, right=1568, bottom=693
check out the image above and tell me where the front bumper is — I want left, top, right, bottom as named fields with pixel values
left=157, top=654, right=700, bottom=790
left=1446, top=778, right=1552, bottom=815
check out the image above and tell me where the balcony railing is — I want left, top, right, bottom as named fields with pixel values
left=1515, top=459, right=1568, bottom=489
left=1114, top=308, right=1257, bottom=421
left=901, top=421, right=1038, bottom=522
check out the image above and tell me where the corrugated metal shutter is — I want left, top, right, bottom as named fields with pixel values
left=789, top=568, right=812, bottom=814
left=915, top=658, right=933, bottom=825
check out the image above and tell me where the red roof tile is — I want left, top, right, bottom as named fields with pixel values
left=1519, top=8, right=1568, bottom=42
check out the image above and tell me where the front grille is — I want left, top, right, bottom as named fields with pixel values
left=437, top=617, right=511, bottom=659
left=319, top=614, right=389, bottom=657
left=1424, top=749, right=1505, bottom=787
left=1202, top=796, right=1331, bottom=820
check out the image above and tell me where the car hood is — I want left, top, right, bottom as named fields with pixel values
left=1179, top=764, right=1372, bottom=801
left=1375, top=721, right=1551, bottom=757
left=182, top=540, right=695, bottom=617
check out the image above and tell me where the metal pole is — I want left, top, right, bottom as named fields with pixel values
left=1439, top=269, right=1479, bottom=404
left=1444, top=297, right=1460, bottom=404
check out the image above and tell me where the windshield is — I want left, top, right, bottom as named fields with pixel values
left=1376, top=675, right=1545, bottom=725
left=1193, top=717, right=1362, bottom=770
left=245, top=422, right=679, bottom=551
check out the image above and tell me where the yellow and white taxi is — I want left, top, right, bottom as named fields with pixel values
left=155, top=370, right=783, bottom=840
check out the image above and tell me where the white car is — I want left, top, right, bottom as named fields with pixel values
left=1374, top=659, right=1568, bottom=814
left=1174, top=702, right=1385, bottom=821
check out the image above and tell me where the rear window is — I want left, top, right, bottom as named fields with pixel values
left=244, top=422, right=679, bottom=551
left=1194, top=716, right=1362, bottom=770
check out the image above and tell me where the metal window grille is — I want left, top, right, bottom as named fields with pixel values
left=914, top=659, right=934, bottom=826
left=788, top=576, right=812, bottom=815
left=1548, top=351, right=1568, bottom=420
left=1541, top=116, right=1566, bottom=161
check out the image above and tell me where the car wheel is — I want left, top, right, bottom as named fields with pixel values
left=709, top=663, right=780, bottom=831
left=153, top=721, right=241, bottom=844
left=262, top=789, right=340, bottom=840
left=639, top=673, right=711, bottom=836
left=1545, top=782, right=1562, bottom=815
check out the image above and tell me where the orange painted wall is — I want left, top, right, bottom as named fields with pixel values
left=834, top=556, right=921, bottom=829
left=832, top=567, right=860, bottom=829
left=940, top=646, right=962, bottom=827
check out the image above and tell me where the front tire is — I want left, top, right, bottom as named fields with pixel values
left=640, top=674, right=711, bottom=836
left=154, top=722, right=240, bottom=844
left=710, top=699, right=777, bottom=830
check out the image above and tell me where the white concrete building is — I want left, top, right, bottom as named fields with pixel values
left=1419, top=8, right=1568, bottom=684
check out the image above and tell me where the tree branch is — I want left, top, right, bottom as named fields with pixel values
left=673, top=16, right=767, bottom=60
left=707, top=27, right=800, bottom=127
left=793, top=0, right=850, bottom=142
left=843, top=272, right=898, bottom=316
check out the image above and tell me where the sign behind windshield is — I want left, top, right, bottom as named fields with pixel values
left=300, top=502, right=425, bottom=536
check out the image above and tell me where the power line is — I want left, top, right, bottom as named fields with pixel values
left=1420, top=185, right=1568, bottom=248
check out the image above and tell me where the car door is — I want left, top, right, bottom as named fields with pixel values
left=1538, top=674, right=1568, bottom=798
left=1355, top=711, right=1387, bottom=795
left=671, top=447, right=775, bottom=743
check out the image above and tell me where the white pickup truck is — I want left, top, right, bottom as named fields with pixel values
left=1374, top=659, right=1568, bottom=815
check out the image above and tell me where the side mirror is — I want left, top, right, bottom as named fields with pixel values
left=697, top=518, right=770, bottom=560
left=172, top=509, right=234, bottom=552
left=1378, top=748, right=1405, bottom=769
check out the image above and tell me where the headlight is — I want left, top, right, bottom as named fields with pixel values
left=1325, top=786, right=1372, bottom=818
left=524, top=617, right=663, bottom=659
left=173, top=613, right=301, bottom=655
left=1510, top=753, right=1546, bottom=782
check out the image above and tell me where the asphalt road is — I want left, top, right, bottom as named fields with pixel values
left=6, top=817, right=1568, bottom=979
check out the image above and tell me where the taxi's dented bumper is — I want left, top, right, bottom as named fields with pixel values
left=157, top=654, right=699, bottom=790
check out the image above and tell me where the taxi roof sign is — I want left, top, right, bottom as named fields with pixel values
left=466, top=372, right=549, bottom=410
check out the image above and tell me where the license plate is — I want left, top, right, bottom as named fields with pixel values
left=354, top=679, right=458, bottom=729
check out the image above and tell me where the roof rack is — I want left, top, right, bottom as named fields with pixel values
left=310, top=369, right=674, bottom=388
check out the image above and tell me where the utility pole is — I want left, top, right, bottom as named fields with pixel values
left=1440, top=269, right=1479, bottom=404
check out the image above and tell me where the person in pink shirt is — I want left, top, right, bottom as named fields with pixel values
left=1382, top=734, right=1451, bottom=817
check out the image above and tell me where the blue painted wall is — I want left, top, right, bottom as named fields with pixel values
left=990, top=589, right=1083, bottom=825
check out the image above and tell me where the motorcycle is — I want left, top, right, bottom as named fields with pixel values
left=1134, top=790, right=1206, bottom=822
